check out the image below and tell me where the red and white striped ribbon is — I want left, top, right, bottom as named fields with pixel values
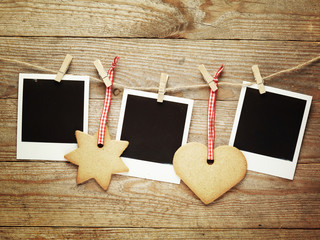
left=97, top=56, right=119, bottom=147
left=207, top=65, right=224, bottom=161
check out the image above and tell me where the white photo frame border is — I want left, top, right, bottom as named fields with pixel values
left=229, top=81, right=312, bottom=180
left=116, top=89, right=194, bottom=184
left=17, top=73, right=90, bottom=161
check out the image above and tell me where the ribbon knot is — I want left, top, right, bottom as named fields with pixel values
left=214, top=65, right=224, bottom=79
left=111, top=56, right=120, bottom=68
left=212, top=65, right=224, bottom=83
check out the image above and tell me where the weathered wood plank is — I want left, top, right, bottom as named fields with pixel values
left=0, top=37, right=319, bottom=100
left=0, top=227, right=320, bottom=240
left=0, top=161, right=319, bottom=228
left=0, top=99, right=319, bottom=162
left=0, top=1, right=319, bottom=238
left=0, top=0, right=319, bottom=40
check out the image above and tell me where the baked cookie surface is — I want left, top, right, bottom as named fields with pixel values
left=65, top=127, right=129, bottom=190
left=173, top=142, right=247, bottom=205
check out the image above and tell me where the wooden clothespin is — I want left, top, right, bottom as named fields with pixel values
left=157, top=73, right=169, bottom=103
left=198, top=64, right=218, bottom=92
left=252, top=65, right=266, bottom=94
left=93, top=59, right=112, bottom=87
left=55, top=54, right=73, bottom=82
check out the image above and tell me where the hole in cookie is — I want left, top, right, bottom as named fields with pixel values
left=207, top=159, right=214, bottom=165
left=98, top=144, right=104, bottom=148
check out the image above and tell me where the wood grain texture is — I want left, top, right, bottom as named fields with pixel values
left=1, top=0, right=320, bottom=237
left=1, top=227, right=320, bottom=240
left=0, top=161, right=319, bottom=228
left=0, top=37, right=319, bottom=100
left=0, top=0, right=319, bottom=40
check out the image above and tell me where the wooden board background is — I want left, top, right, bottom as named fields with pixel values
left=0, top=1, right=319, bottom=239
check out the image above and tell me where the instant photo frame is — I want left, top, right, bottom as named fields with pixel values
left=229, top=82, right=312, bottom=180
left=116, top=89, right=194, bottom=184
left=17, top=73, right=89, bottom=161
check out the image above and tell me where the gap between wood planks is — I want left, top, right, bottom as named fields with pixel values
left=0, top=36, right=320, bottom=43
left=0, top=226, right=319, bottom=229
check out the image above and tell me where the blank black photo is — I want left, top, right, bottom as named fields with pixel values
left=22, top=79, right=85, bottom=143
left=234, top=88, right=306, bottom=161
left=120, top=94, right=188, bottom=164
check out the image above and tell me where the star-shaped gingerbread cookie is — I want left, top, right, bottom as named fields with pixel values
left=65, top=127, right=129, bottom=190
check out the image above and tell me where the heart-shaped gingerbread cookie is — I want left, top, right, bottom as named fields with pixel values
left=173, top=142, right=247, bottom=205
